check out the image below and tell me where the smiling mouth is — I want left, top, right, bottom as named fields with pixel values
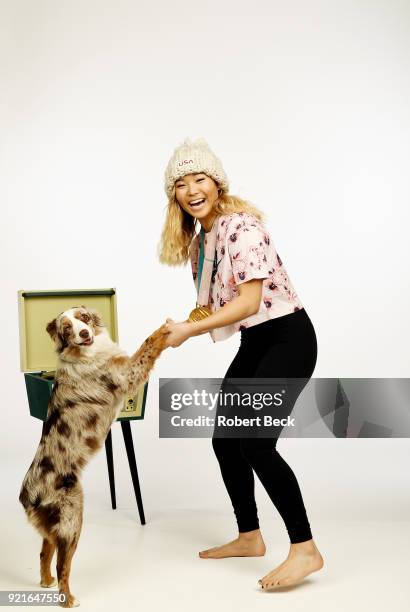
left=189, top=199, right=205, bottom=208
left=77, top=338, right=94, bottom=346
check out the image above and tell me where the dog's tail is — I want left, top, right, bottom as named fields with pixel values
left=127, top=324, right=169, bottom=394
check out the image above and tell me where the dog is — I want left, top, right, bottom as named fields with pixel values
left=19, top=306, right=168, bottom=607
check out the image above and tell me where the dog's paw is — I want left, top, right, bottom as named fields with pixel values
left=70, top=597, right=80, bottom=608
left=149, top=325, right=170, bottom=348
left=40, top=577, right=57, bottom=588
left=60, top=594, right=80, bottom=608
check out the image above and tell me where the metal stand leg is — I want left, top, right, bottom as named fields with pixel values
left=104, top=429, right=117, bottom=510
left=120, top=421, right=146, bottom=525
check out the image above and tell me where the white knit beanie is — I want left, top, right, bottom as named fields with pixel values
left=164, top=137, right=229, bottom=197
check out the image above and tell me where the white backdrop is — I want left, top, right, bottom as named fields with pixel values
left=1, top=0, right=409, bottom=524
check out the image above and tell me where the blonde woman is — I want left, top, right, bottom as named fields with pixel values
left=159, top=138, right=324, bottom=590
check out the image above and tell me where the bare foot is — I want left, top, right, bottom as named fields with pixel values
left=259, top=539, right=324, bottom=590
left=199, top=529, right=266, bottom=559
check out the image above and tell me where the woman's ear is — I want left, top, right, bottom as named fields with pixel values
left=46, top=318, right=57, bottom=340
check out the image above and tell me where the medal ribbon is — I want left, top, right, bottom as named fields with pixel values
left=196, top=220, right=218, bottom=307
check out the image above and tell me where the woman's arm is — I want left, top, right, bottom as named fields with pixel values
left=191, top=279, right=263, bottom=336
left=164, top=279, right=263, bottom=347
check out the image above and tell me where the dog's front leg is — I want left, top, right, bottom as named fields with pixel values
left=126, top=324, right=169, bottom=395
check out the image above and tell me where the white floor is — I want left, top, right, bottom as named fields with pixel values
left=1, top=505, right=409, bottom=612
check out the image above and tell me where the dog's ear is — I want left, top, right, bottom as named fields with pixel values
left=88, top=309, right=104, bottom=328
left=46, top=318, right=58, bottom=340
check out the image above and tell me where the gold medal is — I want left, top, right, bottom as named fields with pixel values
left=188, top=305, right=212, bottom=322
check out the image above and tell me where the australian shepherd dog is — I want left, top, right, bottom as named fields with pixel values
left=19, top=307, right=168, bottom=607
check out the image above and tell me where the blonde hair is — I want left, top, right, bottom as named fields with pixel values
left=158, top=185, right=265, bottom=266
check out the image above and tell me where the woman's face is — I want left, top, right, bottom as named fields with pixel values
left=175, top=173, right=219, bottom=228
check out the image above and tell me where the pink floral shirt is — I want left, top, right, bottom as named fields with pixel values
left=189, top=212, right=304, bottom=342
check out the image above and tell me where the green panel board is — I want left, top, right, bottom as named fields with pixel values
left=18, top=289, right=118, bottom=372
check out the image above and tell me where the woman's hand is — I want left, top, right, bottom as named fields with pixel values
left=164, top=318, right=193, bottom=348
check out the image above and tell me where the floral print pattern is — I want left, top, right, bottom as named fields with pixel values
left=189, top=212, right=303, bottom=342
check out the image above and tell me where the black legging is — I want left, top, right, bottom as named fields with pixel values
left=212, top=307, right=318, bottom=544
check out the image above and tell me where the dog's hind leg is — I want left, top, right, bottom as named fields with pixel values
left=56, top=492, right=83, bottom=608
left=56, top=532, right=81, bottom=608
left=40, top=537, right=57, bottom=588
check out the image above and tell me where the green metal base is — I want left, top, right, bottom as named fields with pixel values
left=24, top=373, right=54, bottom=421
left=24, top=373, right=147, bottom=422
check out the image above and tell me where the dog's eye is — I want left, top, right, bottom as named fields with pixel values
left=81, top=314, right=90, bottom=323
left=62, top=326, right=71, bottom=338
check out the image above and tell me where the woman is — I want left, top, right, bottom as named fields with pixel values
left=159, top=138, right=324, bottom=590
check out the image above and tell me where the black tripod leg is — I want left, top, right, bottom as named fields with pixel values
left=120, top=420, right=146, bottom=525
left=104, top=428, right=117, bottom=510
